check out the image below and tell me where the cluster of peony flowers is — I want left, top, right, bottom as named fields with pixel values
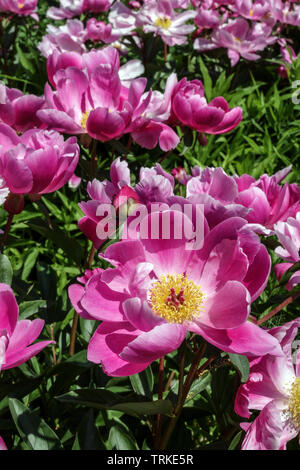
left=35, top=46, right=242, bottom=151
left=38, top=0, right=299, bottom=74
left=68, top=157, right=300, bottom=450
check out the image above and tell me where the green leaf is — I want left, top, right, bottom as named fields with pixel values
left=228, top=431, right=243, bottom=450
left=75, top=410, right=104, bottom=450
left=21, top=248, right=40, bottom=281
left=129, top=366, right=154, bottom=398
left=108, top=424, right=139, bottom=450
left=16, top=44, right=35, bottom=74
left=228, top=353, right=249, bottom=383
left=19, top=300, right=46, bottom=320
left=0, top=254, right=13, bottom=285
left=56, top=389, right=173, bottom=417
left=8, top=398, right=63, bottom=450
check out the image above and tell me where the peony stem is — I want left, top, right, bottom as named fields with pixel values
left=154, top=356, right=165, bottom=449
left=0, top=213, right=14, bottom=251
left=164, top=43, right=168, bottom=61
left=69, top=245, right=97, bottom=357
left=159, top=340, right=207, bottom=450
left=257, top=287, right=300, bottom=326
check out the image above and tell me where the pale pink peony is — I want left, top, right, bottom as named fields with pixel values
left=0, top=0, right=37, bottom=17
left=47, top=0, right=113, bottom=20
left=0, top=283, right=53, bottom=371
left=38, top=20, right=87, bottom=59
left=235, top=319, right=300, bottom=450
left=138, top=0, right=197, bottom=46
left=69, top=209, right=281, bottom=376
left=0, top=123, right=79, bottom=196
left=273, top=212, right=300, bottom=290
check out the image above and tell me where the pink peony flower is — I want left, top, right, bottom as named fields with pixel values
left=0, top=0, right=37, bottom=17
left=0, top=436, right=7, bottom=450
left=69, top=209, right=281, bottom=376
left=38, top=20, right=87, bottom=58
left=170, top=77, right=243, bottom=134
left=0, top=123, right=79, bottom=197
left=138, top=0, right=197, bottom=46
left=85, top=18, right=121, bottom=43
left=0, top=83, right=45, bottom=133
left=235, top=319, right=300, bottom=450
left=273, top=212, right=300, bottom=290
left=38, top=47, right=179, bottom=150
left=194, top=18, right=277, bottom=66
left=47, top=0, right=113, bottom=20
left=0, top=283, right=53, bottom=371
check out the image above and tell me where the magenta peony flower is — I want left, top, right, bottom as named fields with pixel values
left=69, top=209, right=281, bottom=376
left=235, top=319, right=300, bottom=450
left=0, top=0, right=37, bottom=17
left=38, top=47, right=179, bottom=150
left=170, top=77, right=243, bottom=134
left=0, top=83, right=45, bottom=133
left=85, top=18, right=121, bottom=43
left=0, top=283, right=53, bottom=371
left=0, top=123, right=79, bottom=197
left=0, top=436, right=7, bottom=450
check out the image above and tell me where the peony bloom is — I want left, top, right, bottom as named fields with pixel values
left=0, top=283, right=53, bottom=371
left=170, top=77, right=243, bottom=134
left=138, top=0, right=197, bottom=46
left=47, top=0, right=113, bottom=20
left=235, top=319, right=300, bottom=450
left=69, top=209, right=282, bottom=376
left=38, top=47, right=179, bottom=150
left=0, top=123, right=79, bottom=197
left=0, top=436, right=7, bottom=450
left=273, top=212, right=300, bottom=290
left=0, top=83, right=45, bottom=133
left=85, top=18, right=121, bottom=43
left=0, top=0, right=37, bottom=17
left=194, top=18, right=277, bottom=66
left=233, top=0, right=272, bottom=21
left=38, top=20, right=87, bottom=59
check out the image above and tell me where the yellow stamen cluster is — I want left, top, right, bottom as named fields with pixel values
left=81, top=110, right=90, bottom=129
left=288, top=377, right=300, bottom=432
left=150, top=273, right=205, bottom=324
left=18, top=2, right=24, bottom=8
left=249, top=9, right=254, bottom=16
left=234, top=36, right=242, bottom=42
left=154, top=16, right=172, bottom=29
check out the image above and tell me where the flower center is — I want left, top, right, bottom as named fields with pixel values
left=249, top=9, right=254, bottom=16
left=150, top=273, right=205, bottom=324
left=287, top=377, right=300, bottom=432
left=234, top=36, right=242, bottom=42
left=154, top=17, right=172, bottom=29
left=81, top=110, right=90, bottom=129
left=18, top=2, right=24, bottom=8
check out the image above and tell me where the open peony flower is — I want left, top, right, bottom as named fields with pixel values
left=0, top=123, right=79, bottom=197
left=0, top=83, right=45, bottom=133
left=235, top=319, right=300, bottom=450
left=0, top=0, right=38, bottom=17
left=194, top=18, right=277, bottom=66
left=138, top=0, right=197, bottom=46
left=38, top=20, right=88, bottom=58
left=38, top=47, right=179, bottom=150
left=47, top=0, right=113, bottom=20
left=69, top=209, right=282, bottom=376
left=273, top=212, right=300, bottom=290
left=0, top=283, right=53, bottom=371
